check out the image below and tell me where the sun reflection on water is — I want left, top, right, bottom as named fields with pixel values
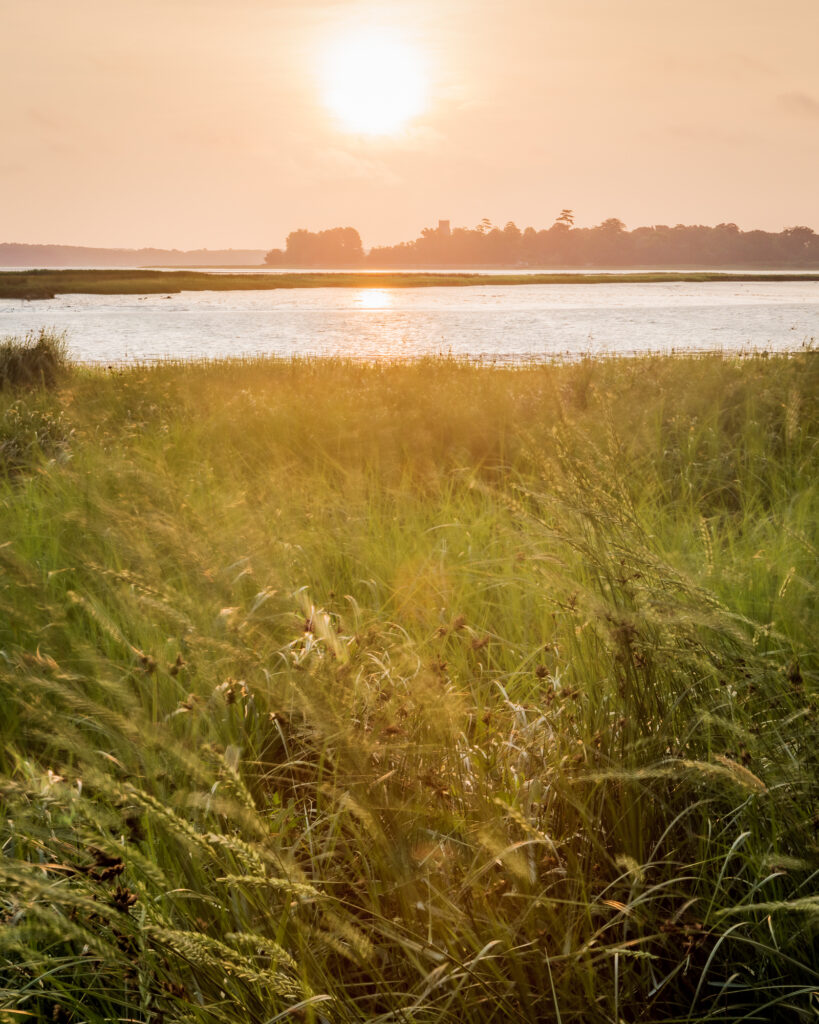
left=353, top=289, right=394, bottom=310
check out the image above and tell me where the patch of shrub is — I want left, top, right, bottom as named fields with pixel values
left=0, top=329, right=70, bottom=389
left=0, top=400, right=72, bottom=474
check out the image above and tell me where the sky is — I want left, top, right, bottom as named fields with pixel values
left=2, top=0, right=818, bottom=249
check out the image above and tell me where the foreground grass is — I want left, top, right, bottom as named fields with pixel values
left=3, top=268, right=819, bottom=299
left=0, top=347, right=817, bottom=1022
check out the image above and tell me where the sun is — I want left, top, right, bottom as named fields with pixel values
left=320, top=27, right=427, bottom=136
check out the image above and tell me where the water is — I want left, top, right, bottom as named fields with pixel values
left=1, top=280, right=817, bottom=362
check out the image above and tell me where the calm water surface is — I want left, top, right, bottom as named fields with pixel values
left=1, top=281, right=817, bottom=362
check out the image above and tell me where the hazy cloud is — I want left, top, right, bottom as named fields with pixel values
left=778, top=92, right=819, bottom=118
left=315, top=148, right=404, bottom=186
left=664, top=123, right=755, bottom=147
left=731, top=54, right=778, bottom=78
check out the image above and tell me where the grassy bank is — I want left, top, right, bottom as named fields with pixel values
left=0, top=343, right=817, bottom=1022
left=3, top=268, right=819, bottom=299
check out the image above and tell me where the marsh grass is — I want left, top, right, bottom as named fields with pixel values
left=0, top=328, right=69, bottom=388
left=0, top=331, right=73, bottom=475
left=0, top=349, right=816, bottom=1022
left=2, top=268, right=819, bottom=299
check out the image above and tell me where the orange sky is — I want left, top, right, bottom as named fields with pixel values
left=2, top=0, right=818, bottom=249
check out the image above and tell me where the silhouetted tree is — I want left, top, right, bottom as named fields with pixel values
left=265, top=227, right=364, bottom=267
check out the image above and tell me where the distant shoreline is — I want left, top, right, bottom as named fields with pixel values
left=3, top=268, right=819, bottom=300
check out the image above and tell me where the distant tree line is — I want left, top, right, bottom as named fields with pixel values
left=265, top=215, right=819, bottom=268
left=0, top=244, right=266, bottom=268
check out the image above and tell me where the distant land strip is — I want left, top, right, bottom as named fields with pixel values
left=2, top=269, right=819, bottom=300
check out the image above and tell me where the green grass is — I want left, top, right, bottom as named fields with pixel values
left=3, top=268, right=819, bottom=299
left=0, top=328, right=69, bottom=389
left=0, top=342, right=816, bottom=1022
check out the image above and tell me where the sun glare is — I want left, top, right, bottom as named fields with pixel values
left=321, top=28, right=427, bottom=136
left=353, top=288, right=393, bottom=309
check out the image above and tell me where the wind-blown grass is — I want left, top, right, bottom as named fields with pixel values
left=0, top=348, right=816, bottom=1022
